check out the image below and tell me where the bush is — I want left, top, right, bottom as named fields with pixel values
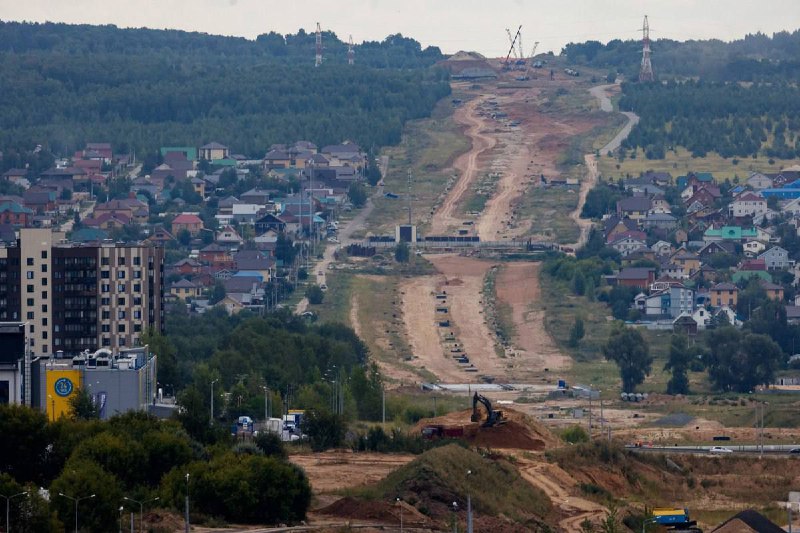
left=255, top=432, right=287, bottom=459
left=561, top=425, right=590, bottom=444
left=300, top=408, right=345, bottom=451
left=305, top=285, right=324, bottom=305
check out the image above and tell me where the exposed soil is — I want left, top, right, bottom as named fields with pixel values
left=412, top=406, right=561, bottom=451
left=318, top=497, right=431, bottom=527
left=495, top=262, right=571, bottom=376
left=290, top=450, right=414, bottom=494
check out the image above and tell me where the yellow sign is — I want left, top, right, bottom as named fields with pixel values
left=45, top=369, right=82, bottom=420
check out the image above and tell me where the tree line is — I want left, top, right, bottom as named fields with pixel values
left=619, top=81, right=800, bottom=159
left=0, top=22, right=450, bottom=163
left=562, top=29, right=800, bottom=82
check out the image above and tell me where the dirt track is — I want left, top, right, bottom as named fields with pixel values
left=430, top=97, right=496, bottom=235
left=291, top=451, right=414, bottom=493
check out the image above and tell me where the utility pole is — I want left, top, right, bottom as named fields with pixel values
left=184, top=473, right=190, bottom=533
left=639, top=15, right=655, bottom=82
left=210, top=379, right=218, bottom=424
left=406, top=169, right=413, bottom=225
left=382, top=386, right=386, bottom=425
left=347, top=34, right=355, bottom=65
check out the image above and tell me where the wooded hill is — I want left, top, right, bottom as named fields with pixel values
left=0, top=21, right=449, bottom=158
left=563, top=29, right=800, bottom=82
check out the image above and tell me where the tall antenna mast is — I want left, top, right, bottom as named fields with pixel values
left=348, top=34, right=355, bottom=65
left=639, top=15, right=654, bottom=82
left=315, top=22, right=322, bottom=67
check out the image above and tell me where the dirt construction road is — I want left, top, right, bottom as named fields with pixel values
left=430, top=97, right=495, bottom=235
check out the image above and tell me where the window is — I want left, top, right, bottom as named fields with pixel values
left=118, top=324, right=126, bottom=333
left=41, top=305, right=47, bottom=312
left=42, top=332, right=47, bottom=339
left=117, top=271, right=125, bottom=279
left=26, top=285, right=33, bottom=293
left=41, top=264, right=47, bottom=273
left=42, top=318, right=47, bottom=326
left=42, top=291, right=47, bottom=299
left=101, top=270, right=110, bottom=279
left=26, top=258, right=33, bottom=266
left=101, top=257, right=109, bottom=266
left=27, top=298, right=34, bottom=306
left=118, top=310, right=126, bottom=319
left=118, top=257, right=126, bottom=266
left=26, top=271, right=33, bottom=279
left=119, top=337, right=126, bottom=346
left=133, top=297, right=142, bottom=306
left=134, top=270, right=142, bottom=279
left=101, top=298, right=110, bottom=306
left=26, top=312, right=34, bottom=319
left=133, top=284, right=141, bottom=293
left=102, top=311, right=110, bottom=320
left=101, top=284, right=110, bottom=293
left=29, top=325, right=34, bottom=333
left=42, top=345, right=47, bottom=353
left=41, top=251, right=47, bottom=259
left=41, top=278, right=47, bottom=286
left=117, top=284, right=125, bottom=292
left=117, top=297, right=125, bottom=306
left=134, top=324, right=142, bottom=332
left=102, top=337, right=110, bottom=347
left=133, top=310, right=141, bottom=319
left=101, top=324, right=110, bottom=333
left=133, top=257, right=141, bottom=266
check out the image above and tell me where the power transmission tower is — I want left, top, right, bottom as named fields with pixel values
left=347, top=34, right=355, bottom=65
left=639, top=15, right=654, bottom=82
left=315, top=22, right=322, bottom=67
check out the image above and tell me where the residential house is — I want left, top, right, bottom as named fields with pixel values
left=697, top=241, right=735, bottom=261
left=761, top=179, right=800, bottom=199
left=692, top=307, right=713, bottom=329
left=233, top=250, right=273, bottom=282
left=83, top=142, right=113, bottom=163
left=758, top=246, right=792, bottom=270
left=786, top=306, right=800, bottom=325
left=199, top=142, right=230, bottom=161
left=615, top=267, right=656, bottom=289
left=320, top=142, right=366, bottom=170
left=760, top=280, right=784, bottom=301
left=94, top=197, right=149, bottom=224
left=672, top=313, right=699, bottom=336
left=2, top=168, right=30, bottom=189
left=148, top=227, right=175, bottom=244
left=635, top=285, right=694, bottom=318
left=0, top=201, right=33, bottom=226
left=743, top=240, right=767, bottom=257
left=729, top=192, right=767, bottom=218
left=603, top=216, right=639, bottom=242
left=616, top=196, right=651, bottom=221
left=651, top=240, right=673, bottom=256
left=171, top=213, right=204, bottom=236
left=240, top=188, right=273, bottom=205
left=650, top=195, right=672, bottom=213
left=219, top=294, right=247, bottom=315
left=83, top=212, right=131, bottom=230
left=732, top=258, right=772, bottom=283
left=255, top=213, right=287, bottom=235
left=710, top=283, right=738, bottom=308
left=703, top=226, right=758, bottom=244
left=684, top=185, right=721, bottom=208
left=643, top=212, right=677, bottom=230
left=172, top=258, right=202, bottom=276
left=22, top=190, right=57, bottom=213
left=216, top=225, right=243, bottom=245
left=190, top=177, right=206, bottom=197
left=199, top=243, right=235, bottom=269
left=671, top=251, right=701, bottom=277
left=231, top=203, right=265, bottom=225
left=609, top=234, right=648, bottom=257
left=746, top=172, right=773, bottom=190
left=161, top=146, right=198, bottom=162
left=170, top=279, right=202, bottom=300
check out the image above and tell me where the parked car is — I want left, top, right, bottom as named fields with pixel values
left=320, top=284, right=328, bottom=291
left=789, top=448, right=800, bottom=454
left=709, top=446, right=733, bottom=454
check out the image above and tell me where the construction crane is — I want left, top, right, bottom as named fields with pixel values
left=505, top=28, right=519, bottom=59
left=503, top=25, right=522, bottom=69
left=516, top=41, right=539, bottom=81
left=347, top=34, right=354, bottom=65
left=516, top=33, right=525, bottom=66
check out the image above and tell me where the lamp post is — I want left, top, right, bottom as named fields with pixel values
left=184, top=473, right=190, bottom=533
left=452, top=501, right=459, bottom=533
left=1, top=490, right=28, bottom=533
left=262, top=386, right=270, bottom=422
left=210, top=379, right=219, bottom=424
left=118, top=506, right=124, bottom=533
left=58, top=492, right=95, bottom=533
left=123, top=496, right=159, bottom=533
left=466, top=470, right=473, bottom=533
left=396, top=497, right=403, bottom=533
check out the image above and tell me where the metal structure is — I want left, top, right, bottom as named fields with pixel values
left=505, top=29, right=518, bottom=59
left=470, top=393, right=506, bottom=427
left=503, top=25, right=522, bottom=69
left=315, top=22, right=322, bottom=67
left=347, top=34, right=355, bottom=65
left=639, top=15, right=655, bottom=82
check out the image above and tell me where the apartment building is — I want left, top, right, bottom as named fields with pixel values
left=0, top=229, right=164, bottom=357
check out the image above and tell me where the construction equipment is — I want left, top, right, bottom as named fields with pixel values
left=502, top=25, right=522, bottom=70
left=505, top=29, right=519, bottom=60
left=471, top=393, right=506, bottom=427
left=516, top=41, right=540, bottom=81
left=652, top=508, right=703, bottom=533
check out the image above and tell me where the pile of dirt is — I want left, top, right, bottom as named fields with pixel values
left=318, top=497, right=430, bottom=526
left=413, top=406, right=560, bottom=451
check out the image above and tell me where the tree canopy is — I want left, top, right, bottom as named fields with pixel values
left=602, top=322, right=652, bottom=393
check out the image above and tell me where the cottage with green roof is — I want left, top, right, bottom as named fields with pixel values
left=703, top=226, right=758, bottom=244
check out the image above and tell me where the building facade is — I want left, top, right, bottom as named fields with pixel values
left=0, top=229, right=164, bottom=357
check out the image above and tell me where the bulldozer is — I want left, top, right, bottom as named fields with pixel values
left=471, top=393, right=506, bottom=427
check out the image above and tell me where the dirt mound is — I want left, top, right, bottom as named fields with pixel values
left=318, top=497, right=429, bottom=525
left=413, top=406, right=560, bottom=451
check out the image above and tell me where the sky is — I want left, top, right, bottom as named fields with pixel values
left=1, top=0, right=799, bottom=56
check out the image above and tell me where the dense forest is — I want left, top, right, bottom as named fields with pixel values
left=618, top=81, right=800, bottom=159
left=0, top=21, right=449, bottom=159
left=562, top=29, right=800, bottom=81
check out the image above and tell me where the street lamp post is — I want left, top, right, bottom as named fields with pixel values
left=58, top=492, right=95, bottom=533
left=396, top=497, right=403, bottom=533
left=118, top=506, right=124, bottom=533
left=210, top=379, right=219, bottom=424
left=184, top=473, right=190, bottom=533
left=466, top=470, right=473, bottom=533
left=262, top=386, right=270, bottom=422
left=452, top=501, right=459, bottom=533
left=1, top=490, right=28, bottom=533
left=123, top=496, right=159, bottom=533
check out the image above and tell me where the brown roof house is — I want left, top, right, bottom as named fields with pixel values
left=710, top=282, right=738, bottom=308
left=171, top=213, right=204, bottom=236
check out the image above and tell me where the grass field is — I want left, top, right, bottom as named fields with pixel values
left=599, top=146, right=799, bottom=182
left=363, top=93, right=472, bottom=236
left=516, top=188, right=581, bottom=243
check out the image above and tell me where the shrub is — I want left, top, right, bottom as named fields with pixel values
left=562, top=425, right=590, bottom=444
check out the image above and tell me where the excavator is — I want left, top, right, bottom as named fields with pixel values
left=471, top=393, right=506, bottom=427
